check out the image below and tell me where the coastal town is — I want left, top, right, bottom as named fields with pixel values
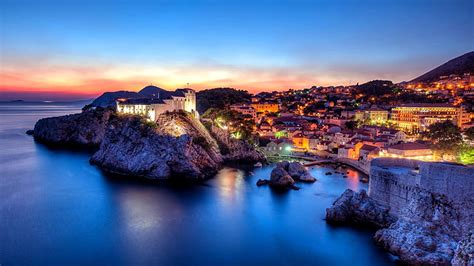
left=114, top=69, right=474, bottom=172
left=3, top=0, right=474, bottom=265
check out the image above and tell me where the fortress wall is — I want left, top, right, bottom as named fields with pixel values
left=419, top=162, right=474, bottom=204
left=369, top=158, right=474, bottom=216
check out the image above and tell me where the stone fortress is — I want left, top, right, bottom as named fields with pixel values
left=369, top=157, right=474, bottom=217
left=116, top=88, right=198, bottom=121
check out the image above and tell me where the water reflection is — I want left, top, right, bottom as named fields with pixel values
left=0, top=103, right=395, bottom=265
left=215, top=167, right=245, bottom=203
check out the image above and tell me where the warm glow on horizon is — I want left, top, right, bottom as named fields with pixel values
left=0, top=63, right=355, bottom=99
left=1, top=0, right=472, bottom=101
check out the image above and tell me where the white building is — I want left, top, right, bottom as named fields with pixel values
left=116, top=88, right=198, bottom=121
left=230, top=104, right=257, bottom=120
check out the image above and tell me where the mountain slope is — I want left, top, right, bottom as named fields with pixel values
left=411, top=51, right=474, bottom=83
left=90, top=91, right=141, bottom=108
left=138, top=85, right=167, bottom=97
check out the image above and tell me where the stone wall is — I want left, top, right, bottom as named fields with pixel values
left=369, top=158, right=474, bottom=216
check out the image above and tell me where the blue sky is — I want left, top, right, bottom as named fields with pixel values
left=1, top=0, right=473, bottom=100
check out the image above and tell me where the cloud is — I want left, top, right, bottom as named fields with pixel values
left=0, top=49, right=443, bottom=100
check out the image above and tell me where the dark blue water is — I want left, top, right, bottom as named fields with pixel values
left=0, top=102, right=395, bottom=265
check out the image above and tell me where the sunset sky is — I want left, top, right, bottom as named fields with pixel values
left=1, top=0, right=473, bottom=101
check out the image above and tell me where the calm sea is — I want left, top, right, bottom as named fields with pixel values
left=0, top=102, right=395, bottom=265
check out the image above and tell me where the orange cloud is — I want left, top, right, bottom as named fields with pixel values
left=1, top=59, right=365, bottom=100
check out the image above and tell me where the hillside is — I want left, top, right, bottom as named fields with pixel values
left=196, top=88, right=251, bottom=113
left=411, top=51, right=474, bottom=83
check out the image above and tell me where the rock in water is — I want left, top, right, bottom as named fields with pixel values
left=374, top=190, right=467, bottom=265
left=451, top=232, right=474, bottom=266
left=269, top=166, right=295, bottom=188
left=326, top=189, right=395, bottom=228
left=90, top=112, right=223, bottom=180
left=287, top=161, right=316, bottom=182
left=257, top=161, right=316, bottom=189
left=33, top=109, right=113, bottom=147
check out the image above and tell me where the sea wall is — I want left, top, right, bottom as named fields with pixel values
left=336, top=158, right=370, bottom=175
left=368, top=158, right=474, bottom=216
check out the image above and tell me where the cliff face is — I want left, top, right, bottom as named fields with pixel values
left=328, top=158, right=474, bottom=265
left=374, top=190, right=466, bottom=265
left=451, top=233, right=474, bottom=266
left=31, top=109, right=265, bottom=180
left=90, top=112, right=223, bottom=179
left=326, top=189, right=395, bottom=228
left=209, top=125, right=266, bottom=163
left=33, top=109, right=113, bottom=147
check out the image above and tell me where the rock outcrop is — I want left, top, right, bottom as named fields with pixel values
left=33, top=109, right=113, bottom=147
left=90, top=112, right=223, bottom=179
left=374, top=190, right=469, bottom=265
left=256, top=161, right=315, bottom=190
left=269, top=166, right=297, bottom=189
left=31, top=108, right=265, bottom=180
left=451, top=232, right=474, bottom=266
left=326, top=189, right=395, bottom=228
left=287, top=161, right=317, bottom=182
left=209, top=125, right=266, bottom=164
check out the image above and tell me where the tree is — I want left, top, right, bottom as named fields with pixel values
left=201, top=108, right=256, bottom=142
left=345, top=120, right=360, bottom=130
left=464, top=127, right=474, bottom=141
left=426, top=121, right=463, bottom=155
left=458, top=145, right=474, bottom=165
left=196, top=88, right=251, bottom=114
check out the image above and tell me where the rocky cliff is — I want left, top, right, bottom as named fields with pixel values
left=90, top=112, right=223, bottom=179
left=210, top=125, right=266, bottom=163
left=374, top=190, right=471, bottom=265
left=33, top=108, right=113, bottom=147
left=451, top=232, right=474, bottom=265
left=31, top=109, right=265, bottom=180
left=326, top=189, right=395, bottom=228
left=326, top=188, right=472, bottom=265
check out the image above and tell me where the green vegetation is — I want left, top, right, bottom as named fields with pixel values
left=303, top=101, right=326, bottom=114
left=427, top=121, right=463, bottom=153
left=458, top=145, right=474, bottom=165
left=345, top=120, right=360, bottom=130
left=274, top=130, right=287, bottom=139
left=196, top=88, right=251, bottom=114
left=202, top=108, right=256, bottom=142
left=464, top=127, right=474, bottom=141
left=144, top=120, right=158, bottom=130
left=356, top=80, right=395, bottom=97
left=426, top=121, right=468, bottom=162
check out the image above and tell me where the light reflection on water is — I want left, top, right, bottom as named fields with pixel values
left=0, top=103, right=394, bottom=265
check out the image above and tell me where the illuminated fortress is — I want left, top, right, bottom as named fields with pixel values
left=116, top=88, right=198, bottom=121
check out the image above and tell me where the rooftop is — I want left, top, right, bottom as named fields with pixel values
left=396, top=103, right=455, bottom=108
left=389, top=142, right=430, bottom=151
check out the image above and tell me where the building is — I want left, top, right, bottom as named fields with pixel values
left=358, top=144, right=379, bottom=161
left=366, top=108, right=389, bottom=124
left=381, top=142, right=433, bottom=161
left=264, top=139, right=293, bottom=156
left=390, top=103, right=463, bottom=133
left=355, top=108, right=389, bottom=125
left=292, top=133, right=310, bottom=151
left=117, top=88, right=198, bottom=121
left=250, top=103, right=280, bottom=114
left=230, top=104, right=257, bottom=120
